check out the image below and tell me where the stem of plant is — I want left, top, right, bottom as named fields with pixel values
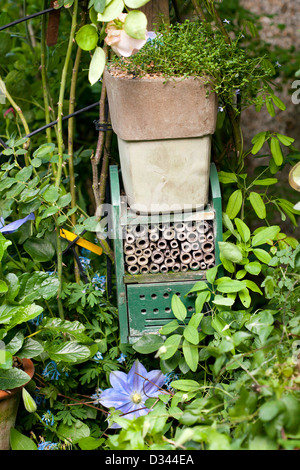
left=55, top=0, right=79, bottom=319
left=0, top=75, right=31, bottom=162
left=68, top=3, right=87, bottom=283
left=41, top=0, right=56, bottom=176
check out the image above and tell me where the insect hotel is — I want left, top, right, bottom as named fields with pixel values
left=107, top=3, right=222, bottom=344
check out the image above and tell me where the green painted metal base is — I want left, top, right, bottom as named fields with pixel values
left=109, top=164, right=222, bottom=344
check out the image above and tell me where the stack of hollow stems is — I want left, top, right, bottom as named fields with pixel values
left=123, top=220, right=215, bottom=275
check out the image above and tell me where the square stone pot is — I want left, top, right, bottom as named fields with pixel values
left=104, top=69, right=218, bottom=213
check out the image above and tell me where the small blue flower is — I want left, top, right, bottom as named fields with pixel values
left=99, top=360, right=166, bottom=428
left=42, top=360, right=61, bottom=381
left=41, top=410, right=55, bottom=427
left=34, top=388, right=47, bottom=406
left=164, top=371, right=180, bottom=390
left=91, top=388, right=103, bottom=404
left=46, top=271, right=55, bottom=276
left=275, top=61, right=282, bottom=67
left=92, top=274, right=106, bottom=292
left=78, top=256, right=91, bottom=270
left=29, top=312, right=44, bottom=326
left=37, top=440, right=58, bottom=450
left=93, top=351, right=103, bottom=362
left=117, top=353, right=127, bottom=363
left=0, top=213, right=35, bottom=234
left=81, top=248, right=91, bottom=258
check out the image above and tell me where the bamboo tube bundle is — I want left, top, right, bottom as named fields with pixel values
left=123, top=220, right=215, bottom=274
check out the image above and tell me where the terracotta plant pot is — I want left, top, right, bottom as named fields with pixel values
left=104, top=69, right=218, bottom=214
left=0, top=359, right=34, bottom=451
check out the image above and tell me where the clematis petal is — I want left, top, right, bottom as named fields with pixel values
left=128, top=360, right=148, bottom=393
left=143, top=370, right=165, bottom=396
left=109, top=370, right=131, bottom=394
left=0, top=213, right=35, bottom=234
left=99, top=388, right=130, bottom=409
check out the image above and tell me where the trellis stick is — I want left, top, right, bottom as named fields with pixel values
left=55, top=0, right=79, bottom=319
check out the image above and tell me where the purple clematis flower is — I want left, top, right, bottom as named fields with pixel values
left=0, top=213, right=35, bottom=234
left=99, top=360, right=165, bottom=428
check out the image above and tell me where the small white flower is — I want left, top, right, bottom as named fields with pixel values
left=223, top=19, right=230, bottom=24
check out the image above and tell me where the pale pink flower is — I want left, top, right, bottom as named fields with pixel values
left=104, top=13, right=155, bottom=57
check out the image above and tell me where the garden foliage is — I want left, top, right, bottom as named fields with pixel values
left=0, top=0, right=299, bottom=451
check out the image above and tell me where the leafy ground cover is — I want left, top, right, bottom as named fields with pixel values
left=0, top=0, right=299, bottom=451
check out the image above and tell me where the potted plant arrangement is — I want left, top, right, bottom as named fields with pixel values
left=0, top=231, right=44, bottom=450
left=102, top=18, right=276, bottom=214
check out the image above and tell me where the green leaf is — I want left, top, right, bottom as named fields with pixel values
left=276, top=133, right=294, bottom=146
left=259, top=400, right=285, bottom=422
left=15, top=166, right=32, bottom=182
left=88, top=47, right=106, bottom=85
left=252, top=178, right=278, bottom=186
left=93, top=0, right=106, bottom=12
left=182, top=339, right=198, bottom=372
left=132, top=334, right=164, bottom=354
left=212, top=295, right=235, bottom=306
left=78, top=436, right=105, bottom=450
left=252, top=226, right=280, bottom=247
left=40, top=206, right=60, bottom=220
left=97, top=0, right=124, bottom=22
left=0, top=304, right=43, bottom=329
left=24, top=238, right=55, bottom=262
left=238, top=287, right=251, bottom=308
left=249, top=192, right=266, bottom=219
left=0, top=280, right=7, bottom=295
left=5, top=273, right=20, bottom=302
left=242, top=279, right=263, bottom=295
left=18, top=338, right=44, bottom=359
left=46, top=341, right=92, bottom=363
left=76, top=24, right=98, bottom=51
left=270, top=137, right=283, bottom=166
left=171, top=295, right=187, bottom=322
left=183, top=324, right=199, bottom=345
left=188, top=281, right=208, bottom=293
left=216, top=279, right=247, bottom=293
left=0, top=367, right=31, bottom=390
left=159, top=319, right=180, bottom=335
left=42, top=185, right=60, bottom=203
left=170, top=379, right=200, bottom=392
left=218, top=241, right=243, bottom=263
left=195, top=291, right=210, bottom=313
left=206, top=265, right=218, bottom=285
left=10, top=429, right=37, bottom=450
left=225, top=189, right=242, bottom=219
left=160, top=335, right=182, bottom=360
left=57, top=193, right=72, bottom=208
left=217, top=171, right=238, bottom=184
left=124, top=0, right=151, bottom=8
left=58, top=419, right=90, bottom=444
left=271, top=94, right=286, bottom=111
left=124, top=10, right=147, bottom=40
left=251, top=132, right=266, bottom=154
left=234, top=217, right=250, bottom=243
left=265, top=96, right=275, bottom=117
left=244, top=261, right=261, bottom=275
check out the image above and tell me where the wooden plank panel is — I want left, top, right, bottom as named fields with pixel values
left=139, top=0, right=169, bottom=30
